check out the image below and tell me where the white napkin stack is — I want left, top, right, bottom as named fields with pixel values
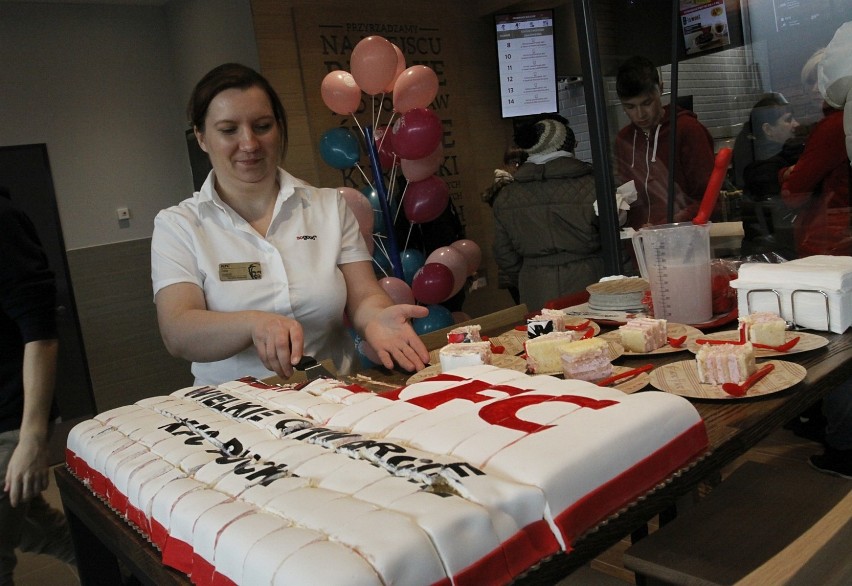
left=730, top=256, right=852, bottom=333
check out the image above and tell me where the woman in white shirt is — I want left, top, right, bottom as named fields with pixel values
left=152, top=63, right=429, bottom=385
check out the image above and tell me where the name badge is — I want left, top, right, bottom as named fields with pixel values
left=219, top=262, right=262, bottom=281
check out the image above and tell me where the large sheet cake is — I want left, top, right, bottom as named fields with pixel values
left=66, top=365, right=708, bottom=585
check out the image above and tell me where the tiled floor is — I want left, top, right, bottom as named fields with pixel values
left=12, top=427, right=827, bottom=586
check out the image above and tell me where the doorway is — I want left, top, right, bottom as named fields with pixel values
left=0, top=144, right=96, bottom=423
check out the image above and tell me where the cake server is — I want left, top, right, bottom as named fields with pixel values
left=294, top=356, right=336, bottom=380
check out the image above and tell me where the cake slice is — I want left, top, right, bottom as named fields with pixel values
left=696, top=342, right=757, bottom=385
left=738, top=312, right=786, bottom=346
left=525, top=331, right=581, bottom=374
left=446, top=325, right=482, bottom=344
left=619, top=317, right=668, bottom=353
left=439, top=342, right=492, bottom=372
left=527, top=309, right=567, bottom=339
left=560, top=338, right=613, bottom=382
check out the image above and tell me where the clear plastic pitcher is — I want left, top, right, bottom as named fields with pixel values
left=632, top=222, right=713, bottom=324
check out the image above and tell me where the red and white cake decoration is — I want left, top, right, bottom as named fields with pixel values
left=67, top=368, right=708, bottom=585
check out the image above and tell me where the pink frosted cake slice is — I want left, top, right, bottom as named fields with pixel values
left=696, top=342, right=757, bottom=384
left=525, top=331, right=581, bottom=373
left=619, top=317, right=667, bottom=353
left=739, top=312, right=787, bottom=346
left=560, top=338, right=613, bottom=382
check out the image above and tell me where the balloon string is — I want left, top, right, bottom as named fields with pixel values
left=355, top=164, right=374, bottom=191
left=375, top=95, right=385, bottom=129
left=394, top=180, right=407, bottom=225
left=371, top=256, right=389, bottom=278
left=351, top=114, right=366, bottom=141
left=404, top=222, right=414, bottom=251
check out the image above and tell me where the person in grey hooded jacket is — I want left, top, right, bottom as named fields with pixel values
left=492, top=115, right=605, bottom=312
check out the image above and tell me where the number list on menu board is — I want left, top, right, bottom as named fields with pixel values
left=495, top=10, right=558, bottom=118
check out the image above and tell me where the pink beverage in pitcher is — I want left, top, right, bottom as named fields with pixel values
left=632, top=222, right=713, bottom=324
left=646, top=262, right=712, bottom=323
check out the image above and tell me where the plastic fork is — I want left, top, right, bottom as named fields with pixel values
left=667, top=335, right=687, bottom=348
left=721, top=363, right=775, bottom=397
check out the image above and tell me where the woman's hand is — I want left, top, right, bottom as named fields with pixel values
left=250, top=314, right=304, bottom=379
left=364, top=304, right=430, bottom=372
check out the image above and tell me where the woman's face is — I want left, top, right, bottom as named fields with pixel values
left=195, top=86, right=281, bottom=191
left=763, top=112, right=799, bottom=144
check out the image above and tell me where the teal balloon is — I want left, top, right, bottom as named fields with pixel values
left=372, top=247, right=392, bottom=274
left=347, top=328, right=379, bottom=369
left=412, top=304, right=454, bottom=335
left=320, top=127, right=360, bottom=169
left=400, top=249, right=425, bottom=285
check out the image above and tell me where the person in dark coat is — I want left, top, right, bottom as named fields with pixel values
left=492, top=115, right=604, bottom=313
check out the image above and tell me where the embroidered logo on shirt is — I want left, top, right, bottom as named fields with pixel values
left=296, top=235, right=317, bottom=240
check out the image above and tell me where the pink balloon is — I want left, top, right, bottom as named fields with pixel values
left=403, top=176, right=449, bottom=224
left=321, top=71, right=362, bottom=115
left=426, top=246, right=468, bottom=296
left=411, top=263, right=454, bottom=305
left=391, top=107, right=442, bottom=160
left=400, top=143, right=443, bottom=182
left=338, top=187, right=374, bottom=253
left=383, top=44, right=406, bottom=93
left=450, top=239, right=482, bottom=275
left=393, top=65, right=439, bottom=113
left=350, top=36, right=398, bottom=95
left=379, top=276, right=415, bottom=305
left=374, top=125, right=397, bottom=171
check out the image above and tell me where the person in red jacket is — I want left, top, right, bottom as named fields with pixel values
left=614, top=56, right=716, bottom=229
left=780, top=102, right=851, bottom=257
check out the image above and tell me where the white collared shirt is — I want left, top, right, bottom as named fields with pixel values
left=152, top=169, right=371, bottom=385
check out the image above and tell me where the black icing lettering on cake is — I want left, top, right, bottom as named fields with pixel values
left=527, top=319, right=554, bottom=339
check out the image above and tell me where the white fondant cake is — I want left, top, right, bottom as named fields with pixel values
left=67, top=370, right=708, bottom=586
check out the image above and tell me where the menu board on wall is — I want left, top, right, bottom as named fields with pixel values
left=680, top=0, right=732, bottom=56
left=495, top=10, right=558, bottom=118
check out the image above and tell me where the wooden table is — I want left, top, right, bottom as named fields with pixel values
left=56, top=315, right=852, bottom=586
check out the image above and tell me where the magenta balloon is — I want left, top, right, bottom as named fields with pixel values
left=450, top=239, right=482, bottom=275
left=400, top=143, right=443, bottom=182
left=426, top=245, right=467, bottom=296
left=374, top=125, right=397, bottom=171
left=383, top=43, right=406, bottom=93
left=411, top=263, right=454, bottom=305
left=350, top=36, right=398, bottom=95
left=391, top=107, right=442, bottom=160
left=321, top=71, right=362, bottom=115
left=393, top=65, right=439, bottom=113
left=379, top=276, right=415, bottom=305
left=403, top=176, right=449, bottom=224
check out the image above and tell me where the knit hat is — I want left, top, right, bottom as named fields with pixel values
left=514, top=115, right=573, bottom=156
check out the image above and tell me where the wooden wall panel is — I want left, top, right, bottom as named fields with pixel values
left=67, top=239, right=193, bottom=412
left=250, top=0, right=518, bottom=316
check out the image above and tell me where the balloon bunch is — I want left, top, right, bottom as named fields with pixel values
left=319, top=35, right=451, bottom=285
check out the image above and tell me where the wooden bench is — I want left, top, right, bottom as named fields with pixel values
left=623, top=460, right=852, bottom=585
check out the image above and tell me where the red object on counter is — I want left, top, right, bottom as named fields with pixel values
left=693, top=147, right=733, bottom=225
